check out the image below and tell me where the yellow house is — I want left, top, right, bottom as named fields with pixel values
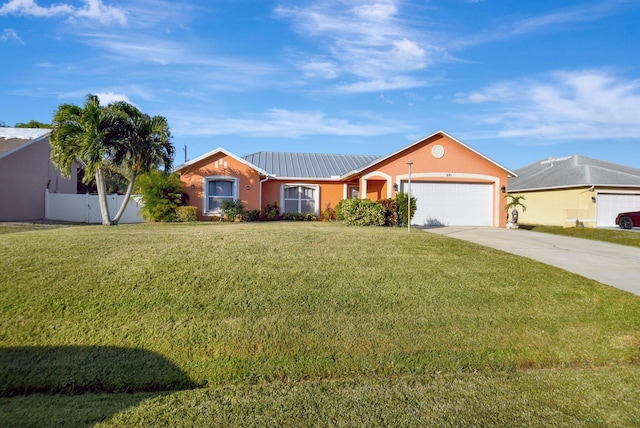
left=508, top=155, right=640, bottom=228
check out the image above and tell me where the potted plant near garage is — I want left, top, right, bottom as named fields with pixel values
left=505, top=194, right=526, bottom=229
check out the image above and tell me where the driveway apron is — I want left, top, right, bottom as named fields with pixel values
left=422, top=227, right=640, bottom=296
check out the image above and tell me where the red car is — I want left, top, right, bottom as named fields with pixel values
left=615, top=211, right=640, bottom=229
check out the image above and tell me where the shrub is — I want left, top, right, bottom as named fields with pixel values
left=135, top=171, right=185, bottom=222
left=377, top=198, right=398, bottom=226
left=242, top=209, right=261, bottom=222
left=336, top=198, right=385, bottom=226
left=395, top=191, right=417, bottom=227
left=221, top=199, right=244, bottom=222
left=321, top=203, right=337, bottom=222
left=280, top=212, right=318, bottom=221
left=175, top=206, right=198, bottom=222
left=261, top=201, right=280, bottom=221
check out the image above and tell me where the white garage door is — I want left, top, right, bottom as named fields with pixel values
left=596, top=193, right=640, bottom=227
left=403, top=182, right=493, bottom=226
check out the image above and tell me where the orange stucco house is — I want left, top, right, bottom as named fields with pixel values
left=177, top=130, right=516, bottom=227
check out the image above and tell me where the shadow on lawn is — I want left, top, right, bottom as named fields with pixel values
left=0, top=346, right=197, bottom=425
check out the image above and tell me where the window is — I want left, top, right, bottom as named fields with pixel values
left=347, top=186, right=360, bottom=199
left=282, top=185, right=319, bottom=214
left=204, top=177, right=238, bottom=213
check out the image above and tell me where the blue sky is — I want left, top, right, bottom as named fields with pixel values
left=2, top=0, right=640, bottom=170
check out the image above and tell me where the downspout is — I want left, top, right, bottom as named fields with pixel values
left=259, top=175, right=271, bottom=210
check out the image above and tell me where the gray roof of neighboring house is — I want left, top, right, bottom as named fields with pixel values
left=509, top=155, right=640, bottom=191
left=242, top=151, right=381, bottom=179
left=0, top=128, right=51, bottom=159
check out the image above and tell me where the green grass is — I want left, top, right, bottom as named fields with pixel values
left=0, top=221, right=77, bottom=235
left=528, top=225, right=640, bottom=248
left=1, top=222, right=639, bottom=426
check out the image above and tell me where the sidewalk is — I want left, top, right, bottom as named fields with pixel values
left=422, top=227, right=640, bottom=296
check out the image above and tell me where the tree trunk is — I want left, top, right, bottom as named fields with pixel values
left=95, top=167, right=112, bottom=226
left=111, top=169, right=138, bottom=225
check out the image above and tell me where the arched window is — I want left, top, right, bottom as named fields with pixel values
left=281, top=184, right=319, bottom=214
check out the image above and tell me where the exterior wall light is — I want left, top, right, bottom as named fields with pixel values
left=500, top=185, right=506, bottom=193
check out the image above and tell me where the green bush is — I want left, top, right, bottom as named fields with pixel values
left=135, top=171, right=185, bottom=222
left=280, top=212, right=318, bottom=221
left=175, top=206, right=198, bottom=222
left=221, top=199, right=244, bottom=222
left=242, top=209, right=261, bottom=222
left=395, top=191, right=417, bottom=227
left=261, top=201, right=280, bottom=221
left=336, top=198, right=385, bottom=226
left=377, top=198, right=398, bottom=226
left=321, top=203, right=337, bottom=222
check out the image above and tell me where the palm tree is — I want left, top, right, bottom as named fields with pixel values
left=50, top=94, right=120, bottom=225
left=505, top=194, right=527, bottom=224
left=108, top=102, right=173, bottom=225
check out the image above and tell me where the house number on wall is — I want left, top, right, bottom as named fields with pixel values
left=446, top=173, right=453, bottom=177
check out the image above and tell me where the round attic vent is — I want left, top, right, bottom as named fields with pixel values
left=431, top=144, right=445, bottom=159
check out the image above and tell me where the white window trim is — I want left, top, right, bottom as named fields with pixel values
left=362, top=171, right=393, bottom=199
left=280, top=183, right=320, bottom=215
left=203, top=176, right=239, bottom=215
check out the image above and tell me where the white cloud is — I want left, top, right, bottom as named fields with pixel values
left=95, top=92, right=133, bottom=106
left=455, top=1, right=627, bottom=49
left=0, top=0, right=126, bottom=25
left=1, top=28, right=23, bottom=43
left=170, top=108, right=412, bottom=138
left=276, top=0, right=440, bottom=92
left=74, top=0, right=126, bottom=25
left=458, top=70, right=640, bottom=140
left=336, top=76, right=426, bottom=93
left=0, top=0, right=73, bottom=17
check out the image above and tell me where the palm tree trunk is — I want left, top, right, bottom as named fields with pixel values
left=95, top=167, right=112, bottom=226
left=111, top=169, right=138, bottom=225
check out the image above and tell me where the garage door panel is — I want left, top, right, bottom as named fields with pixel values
left=403, top=182, right=493, bottom=227
left=596, top=193, right=640, bottom=227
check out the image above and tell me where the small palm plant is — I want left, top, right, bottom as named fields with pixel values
left=505, top=194, right=527, bottom=224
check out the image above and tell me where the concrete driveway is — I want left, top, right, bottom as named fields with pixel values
left=422, top=227, right=640, bottom=296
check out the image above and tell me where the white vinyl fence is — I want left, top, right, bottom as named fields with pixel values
left=45, top=190, right=144, bottom=223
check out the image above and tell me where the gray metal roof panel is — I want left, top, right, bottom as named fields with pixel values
left=509, top=155, right=640, bottom=191
left=243, top=152, right=381, bottom=178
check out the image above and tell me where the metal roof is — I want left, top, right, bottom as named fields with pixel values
left=0, top=128, right=51, bottom=160
left=242, top=151, right=381, bottom=179
left=509, top=155, right=640, bottom=191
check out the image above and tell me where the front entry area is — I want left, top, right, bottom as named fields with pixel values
left=404, top=182, right=494, bottom=226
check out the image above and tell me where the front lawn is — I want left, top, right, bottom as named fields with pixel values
left=1, top=222, right=639, bottom=426
left=529, top=225, right=640, bottom=248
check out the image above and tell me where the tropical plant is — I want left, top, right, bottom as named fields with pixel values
left=242, top=209, right=261, bottom=222
left=320, top=203, right=337, bottom=222
left=108, top=101, right=173, bottom=225
left=221, top=199, right=245, bottom=222
left=135, top=171, right=185, bottom=222
left=378, top=198, right=398, bottom=226
left=505, top=194, right=527, bottom=223
left=261, top=201, right=280, bottom=221
left=50, top=94, right=174, bottom=225
left=395, top=192, right=417, bottom=227
left=50, top=94, right=121, bottom=225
